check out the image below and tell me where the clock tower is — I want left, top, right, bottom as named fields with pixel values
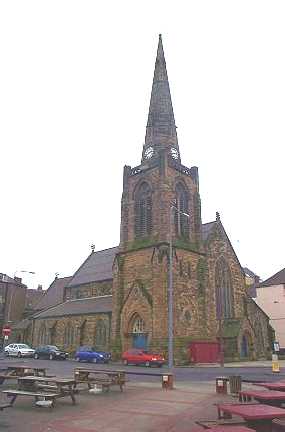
left=111, top=35, right=204, bottom=359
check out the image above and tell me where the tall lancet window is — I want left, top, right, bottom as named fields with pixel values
left=134, top=182, right=152, bottom=238
left=175, top=183, right=189, bottom=238
left=215, top=257, right=233, bottom=319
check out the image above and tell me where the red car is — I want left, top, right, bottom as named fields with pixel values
left=122, top=349, right=165, bottom=367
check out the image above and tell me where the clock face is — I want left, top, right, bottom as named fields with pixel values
left=144, top=146, right=154, bottom=160
left=170, top=147, right=179, bottom=160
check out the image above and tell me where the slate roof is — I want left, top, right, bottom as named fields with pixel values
left=25, top=289, right=45, bottom=310
left=12, top=318, right=31, bottom=330
left=243, top=267, right=259, bottom=279
left=201, top=221, right=216, bottom=242
left=67, top=247, right=118, bottom=287
left=257, top=268, right=285, bottom=288
left=34, top=276, right=72, bottom=311
left=33, top=295, right=112, bottom=319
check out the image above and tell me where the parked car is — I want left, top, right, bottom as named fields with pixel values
left=75, top=346, right=111, bottom=363
left=34, top=345, right=68, bottom=360
left=4, top=343, right=35, bottom=358
left=122, top=349, right=165, bottom=367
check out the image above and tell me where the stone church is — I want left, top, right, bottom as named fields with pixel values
left=16, top=35, right=272, bottom=363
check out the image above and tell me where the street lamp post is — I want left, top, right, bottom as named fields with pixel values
left=168, top=205, right=190, bottom=370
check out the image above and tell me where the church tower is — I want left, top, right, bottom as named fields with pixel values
left=111, top=35, right=207, bottom=361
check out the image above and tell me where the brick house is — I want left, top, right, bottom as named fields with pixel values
left=16, top=35, right=272, bottom=363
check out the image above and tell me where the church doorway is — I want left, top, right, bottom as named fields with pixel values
left=133, top=333, right=147, bottom=349
left=130, top=314, right=148, bottom=350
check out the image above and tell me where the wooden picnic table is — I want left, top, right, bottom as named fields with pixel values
left=254, top=382, right=285, bottom=391
left=217, top=403, right=285, bottom=432
left=2, top=375, right=77, bottom=407
left=239, top=389, right=285, bottom=406
left=0, top=365, right=48, bottom=385
left=74, top=367, right=125, bottom=391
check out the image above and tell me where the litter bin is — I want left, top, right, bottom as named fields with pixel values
left=216, top=377, right=228, bottom=394
left=229, top=375, right=242, bottom=394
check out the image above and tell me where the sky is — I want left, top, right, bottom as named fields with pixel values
left=0, top=1, right=284, bottom=290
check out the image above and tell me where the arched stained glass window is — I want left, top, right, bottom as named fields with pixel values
left=95, top=319, right=107, bottom=347
left=39, top=324, right=49, bottom=345
left=64, top=325, right=75, bottom=346
left=215, top=258, right=233, bottom=319
left=132, top=315, right=145, bottom=333
left=175, top=183, right=189, bottom=238
left=134, top=182, right=152, bottom=238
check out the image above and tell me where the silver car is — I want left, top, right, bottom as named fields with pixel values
left=4, top=343, right=35, bottom=358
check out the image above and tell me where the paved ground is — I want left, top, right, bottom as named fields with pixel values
left=0, top=380, right=238, bottom=432
left=0, top=357, right=284, bottom=431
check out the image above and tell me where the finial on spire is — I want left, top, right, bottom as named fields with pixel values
left=91, top=244, right=95, bottom=252
left=216, top=212, right=220, bottom=221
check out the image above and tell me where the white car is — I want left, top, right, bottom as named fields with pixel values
left=4, top=343, right=35, bottom=358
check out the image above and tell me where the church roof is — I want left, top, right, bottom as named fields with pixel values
left=34, top=276, right=72, bottom=310
left=201, top=221, right=216, bottom=242
left=33, top=295, right=112, bottom=319
left=257, top=267, right=285, bottom=288
left=67, top=247, right=118, bottom=287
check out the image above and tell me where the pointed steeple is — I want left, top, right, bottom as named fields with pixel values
left=142, top=35, right=180, bottom=163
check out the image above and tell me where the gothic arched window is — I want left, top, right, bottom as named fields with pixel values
left=64, top=325, right=75, bottom=346
left=39, top=324, right=49, bottom=345
left=215, top=257, right=233, bottom=319
left=95, top=319, right=107, bottom=347
left=134, top=182, right=152, bottom=238
left=175, top=183, right=189, bottom=238
left=132, top=315, right=145, bottom=333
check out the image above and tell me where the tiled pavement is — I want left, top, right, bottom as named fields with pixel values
left=0, top=382, right=236, bottom=432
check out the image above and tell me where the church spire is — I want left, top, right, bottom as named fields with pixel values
left=142, top=35, right=180, bottom=163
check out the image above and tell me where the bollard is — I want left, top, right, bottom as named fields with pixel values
left=216, top=377, right=228, bottom=394
left=162, top=374, right=174, bottom=390
left=272, top=354, right=280, bottom=373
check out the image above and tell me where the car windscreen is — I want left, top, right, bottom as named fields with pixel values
left=18, top=344, right=30, bottom=349
left=48, top=346, right=60, bottom=351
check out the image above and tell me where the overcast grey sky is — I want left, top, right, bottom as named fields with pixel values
left=1, top=1, right=284, bottom=290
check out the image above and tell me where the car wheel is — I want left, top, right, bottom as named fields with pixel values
left=5, top=351, right=9, bottom=357
left=145, top=361, right=150, bottom=367
left=49, top=354, right=54, bottom=360
left=34, top=353, right=39, bottom=359
left=17, top=352, right=22, bottom=358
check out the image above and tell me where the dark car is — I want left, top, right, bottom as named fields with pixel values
left=75, top=346, right=111, bottom=363
left=122, top=349, right=165, bottom=367
left=34, top=345, right=68, bottom=360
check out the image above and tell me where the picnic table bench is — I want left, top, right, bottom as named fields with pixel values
left=0, top=402, right=12, bottom=411
left=74, top=368, right=125, bottom=392
left=2, top=375, right=77, bottom=408
left=109, top=369, right=174, bottom=389
left=217, top=402, right=285, bottom=432
left=0, top=366, right=48, bottom=385
left=239, top=389, right=285, bottom=407
left=2, top=389, right=60, bottom=407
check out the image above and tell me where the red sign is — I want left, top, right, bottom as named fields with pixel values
left=2, top=327, right=11, bottom=337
